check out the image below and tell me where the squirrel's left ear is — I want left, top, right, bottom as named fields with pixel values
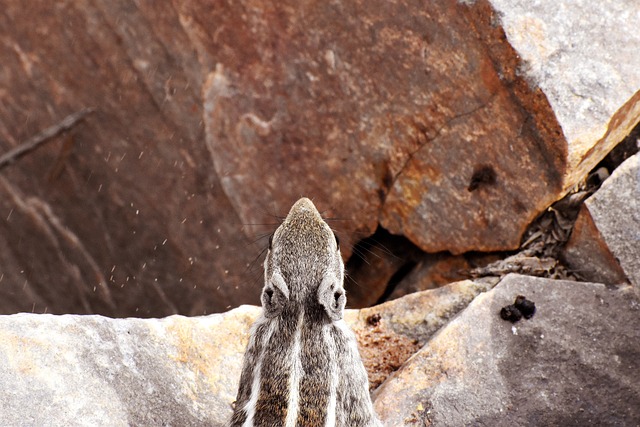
left=262, top=271, right=289, bottom=318
left=318, top=273, right=346, bottom=321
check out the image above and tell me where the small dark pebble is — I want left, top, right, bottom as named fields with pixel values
left=514, top=295, right=536, bottom=319
left=500, top=295, right=536, bottom=323
left=366, top=313, right=382, bottom=327
left=500, top=305, right=523, bottom=323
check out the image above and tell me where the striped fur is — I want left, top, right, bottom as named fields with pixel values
left=228, top=198, right=381, bottom=427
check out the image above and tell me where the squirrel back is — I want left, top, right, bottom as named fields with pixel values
left=229, top=198, right=381, bottom=427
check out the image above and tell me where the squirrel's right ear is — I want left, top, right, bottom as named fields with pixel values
left=261, top=271, right=289, bottom=318
left=318, top=273, right=346, bottom=321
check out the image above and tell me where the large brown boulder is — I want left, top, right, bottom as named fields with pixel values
left=0, top=1, right=638, bottom=316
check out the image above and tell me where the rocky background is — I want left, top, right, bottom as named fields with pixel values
left=0, top=0, right=638, bottom=317
left=1, top=0, right=640, bottom=425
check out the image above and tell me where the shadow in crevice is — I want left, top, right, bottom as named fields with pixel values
left=344, top=225, right=475, bottom=308
left=344, top=225, right=423, bottom=309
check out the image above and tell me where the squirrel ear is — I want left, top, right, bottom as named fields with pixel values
left=318, top=273, right=346, bottom=321
left=261, top=271, right=289, bottom=318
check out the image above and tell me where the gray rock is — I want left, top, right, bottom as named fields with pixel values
left=350, top=278, right=498, bottom=347
left=348, top=279, right=498, bottom=390
left=5, top=275, right=637, bottom=425
left=0, top=279, right=494, bottom=426
left=373, top=274, right=640, bottom=426
left=585, top=152, right=640, bottom=289
left=486, top=0, right=640, bottom=188
left=0, top=306, right=260, bottom=427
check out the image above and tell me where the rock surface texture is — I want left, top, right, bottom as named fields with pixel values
left=0, top=2, right=260, bottom=317
left=483, top=0, right=640, bottom=188
left=2, top=275, right=638, bottom=426
left=584, top=153, right=639, bottom=287
left=561, top=203, right=629, bottom=285
left=0, top=306, right=260, bottom=426
left=563, top=151, right=640, bottom=287
left=0, top=279, right=493, bottom=426
left=1, top=1, right=639, bottom=316
left=373, top=275, right=640, bottom=426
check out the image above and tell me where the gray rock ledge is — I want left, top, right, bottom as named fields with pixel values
left=373, top=274, right=640, bottom=426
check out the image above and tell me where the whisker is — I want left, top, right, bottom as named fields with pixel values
left=349, top=247, right=372, bottom=266
left=248, top=232, right=273, bottom=245
left=245, top=245, right=269, bottom=275
left=359, top=238, right=402, bottom=260
left=323, top=216, right=353, bottom=222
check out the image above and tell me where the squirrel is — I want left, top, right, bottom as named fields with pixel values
left=228, top=198, right=381, bottom=427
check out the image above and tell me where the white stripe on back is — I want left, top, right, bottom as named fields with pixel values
left=324, top=324, right=338, bottom=427
left=285, top=309, right=305, bottom=427
left=242, top=318, right=277, bottom=427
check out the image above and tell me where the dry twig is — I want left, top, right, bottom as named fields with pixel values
left=0, top=108, right=93, bottom=171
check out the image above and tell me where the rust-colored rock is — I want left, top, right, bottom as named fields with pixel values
left=354, top=316, right=422, bottom=391
left=0, top=2, right=261, bottom=316
left=381, top=0, right=640, bottom=254
left=203, top=0, right=568, bottom=256
left=1, top=0, right=639, bottom=316
left=561, top=205, right=628, bottom=285
left=387, top=254, right=472, bottom=300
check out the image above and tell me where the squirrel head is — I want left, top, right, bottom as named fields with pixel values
left=261, top=197, right=345, bottom=321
